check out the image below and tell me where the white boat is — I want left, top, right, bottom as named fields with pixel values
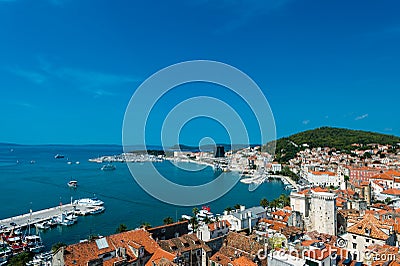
left=73, top=197, right=104, bottom=206
left=88, top=206, right=105, bottom=215
left=67, top=161, right=72, bottom=165
left=55, top=213, right=77, bottom=226
left=23, top=235, right=44, bottom=253
left=34, top=222, right=50, bottom=230
left=101, top=164, right=116, bottom=171
left=68, top=180, right=78, bottom=188
left=54, top=154, right=64, bottom=159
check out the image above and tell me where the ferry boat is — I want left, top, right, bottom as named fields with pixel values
left=101, top=164, right=116, bottom=171
left=54, top=154, right=65, bottom=159
left=68, top=180, right=78, bottom=188
left=73, top=197, right=104, bottom=206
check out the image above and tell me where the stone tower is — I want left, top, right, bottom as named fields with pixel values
left=309, top=192, right=337, bottom=236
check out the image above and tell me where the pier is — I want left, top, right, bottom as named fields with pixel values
left=0, top=202, right=102, bottom=232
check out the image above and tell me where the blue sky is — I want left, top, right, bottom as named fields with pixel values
left=0, top=0, right=399, bottom=145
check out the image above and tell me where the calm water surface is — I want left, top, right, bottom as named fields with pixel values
left=0, top=144, right=287, bottom=249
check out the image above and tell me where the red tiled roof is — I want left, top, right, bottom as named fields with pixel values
left=347, top=214, right=390, bottom=240
left=310, top=171, right=336, bottom=176
left=208, top=220, right=231, bottom=231
left=381, top=188, right=400, bottom=196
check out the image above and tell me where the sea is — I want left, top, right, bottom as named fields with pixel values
left=0, top=144, right=288, bottom=250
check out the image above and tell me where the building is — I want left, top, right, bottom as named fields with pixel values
left=52, top=229, right=175, bottom=266
left=158, top=234, right=211, bottom=266
left=215, top=146, right=225, bottom=158
left=196, top=220, right=231, bottom=254
left=305, top=170, right=344, bottom=188
left=197, top=220, right=230, bottom=242
left=341, top=213, right=392, bottom=261
left=290, top=189, right=337, bottom=235
left=147, top=221, right=189, bottom=241
left=209, top=232, right=264, bottom=266
left=219, top=206, right=266, bottom=232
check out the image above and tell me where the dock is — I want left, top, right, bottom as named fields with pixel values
left=0, top=202, right=102, bottom=231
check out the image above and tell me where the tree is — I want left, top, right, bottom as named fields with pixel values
left=190, top=216, right=198, bottom=232
left=192, top=207, right=199, bottom=217
left=344, top=175, right=350, bottom=182
left=116, top=223, right=128, bottom=233
left=8, top=252, right=34, bottom=266
left=225, top=206, right=233, bottom=213
left=260, top=198, right=269, bottom=209
left=234, top=204, right=241, bottom=210
left=51, top=242, right=67, bottom=253
left=203, top=215, right=212, bottom=224
left=163, top=217, right=174, bottom=225
left=269, top=200, right=278, bottom=212
left=140, top=222, right=151, bottom=229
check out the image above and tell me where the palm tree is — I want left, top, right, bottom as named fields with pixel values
left=192, top=207, right=199, bottom=217
left=203, top=215, right=212, bottom=224
left=225, top=206, right=233, bottom=213
left=163, top=217, right=174, bottom=225
left=140, top=222, right=151, bottom=229
left=234, top=204, right=241, bottom=210
left=115, top=224, right=128, bottom=233
left=190, top=216, right=198, bottom=232
left=260, top=198, right=269, bottom=209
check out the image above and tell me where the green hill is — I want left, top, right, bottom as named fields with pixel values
left=265, top=127, right=400, bottom=163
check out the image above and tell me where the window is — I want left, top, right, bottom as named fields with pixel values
left=353, top=243, right=357, bottom=249
left=366, top=239, right=369, bottom=243
left=353, top=235, right=357, bottom=239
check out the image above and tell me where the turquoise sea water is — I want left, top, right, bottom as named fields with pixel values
left=0, top=144, right=287, bottom=250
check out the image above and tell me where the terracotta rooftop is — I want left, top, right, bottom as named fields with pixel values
left=62, top=229, right=165, bottom=266
left=208, top=220, right=231, bottom=231
left=158, top=234, right=211, bottom=254
left=347, top=213, right=391, bottom=240
left=381, top=188, right=400, bottom=196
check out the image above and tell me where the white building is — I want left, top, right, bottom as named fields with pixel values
left=219, top=205, right=266, bottom=232
left=196, top=220, right=230, bottom=242
left=305, top=170, right=344, bottom=188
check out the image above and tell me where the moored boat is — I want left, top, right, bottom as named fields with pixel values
left=101, top=164, right=116, bottom=171
left=73, top=197, right=104, bottom=206
left=54, top=154, right=65, bottom=159
left=34, top=221, right=50, bottom=230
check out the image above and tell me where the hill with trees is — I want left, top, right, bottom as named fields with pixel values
left=265, top=127, right=400, bottom=163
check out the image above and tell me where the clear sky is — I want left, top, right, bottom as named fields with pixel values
left=0, top=0, right=399, bottom=145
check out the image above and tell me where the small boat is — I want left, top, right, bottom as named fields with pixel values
left=68, top=180, right=78, bottom=188
left=101, top=164, right=116, bottom=171
left=55, top=213, right=76, bottom=226
left=54, top=154, right=64, bottom=159
left=73, top=197, right=104, bottom=206
left=23, top=235, right=44, bottom=253
left=88, top=206, right=105, bottom=215
left=34, top=222, right=50, bottom=230
left=67, top=161, right=72, bottom=165
left=75, top=161, right=80, bottom=165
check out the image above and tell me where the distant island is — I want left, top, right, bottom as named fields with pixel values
left=265, top=126, right=400, bottom=163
